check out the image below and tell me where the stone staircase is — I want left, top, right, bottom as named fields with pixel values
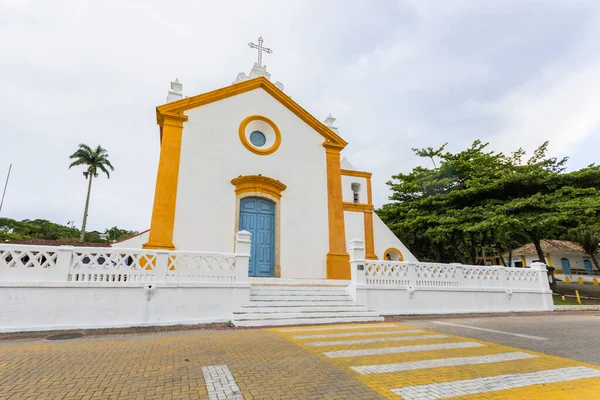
left=232, top=284, right=384, bottom=327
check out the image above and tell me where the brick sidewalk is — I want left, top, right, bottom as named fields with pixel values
left=2, top=322, right=600, bottom=399
left=0, top=328, right=380, bottom=399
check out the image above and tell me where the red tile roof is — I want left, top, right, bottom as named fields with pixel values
left=4, top=239, right=108, bottom=247
left=511, top=240, right=586, bottom=256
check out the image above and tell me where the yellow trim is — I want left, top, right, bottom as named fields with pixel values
left=520, top=255, right=527, bottom=267
left=238, top=115, right=281, bottom=155
left=343, top=202, right=374, bottom=212
left=565, top=277, right=571, bottom=283
left=324, top=145, right=350, bottom=279
left=157, top=76, right=347, bottom=149
left=143, top=113, right=188, bottom=250
left=384, top=247, right=404, bottom=261
left=231, top=175, right=287, bottom=200
left=546, top=253, right=553, bottom=267
left=340, top=169, right=371, bottom=178
left=363, top=210, right=377, bottom=260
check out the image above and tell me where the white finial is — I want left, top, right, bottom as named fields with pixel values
left=166, top=78, right=183, bottom=103
left=324, top=114, right=338, bottom=133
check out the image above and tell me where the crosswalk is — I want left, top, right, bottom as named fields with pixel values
left=272, top=322, right=600, bottom=399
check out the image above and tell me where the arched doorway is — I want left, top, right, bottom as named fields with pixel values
left=561, top=258, right=571, bottom=275
left=239, top=197, right=275, bottom=277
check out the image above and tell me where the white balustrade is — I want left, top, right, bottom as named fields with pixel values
left=0, top=231, right=251, bottom=285
left=349, top=239, right=549, bottom=292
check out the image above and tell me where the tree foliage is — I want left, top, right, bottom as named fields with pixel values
left=378, top=140, right=600, bottom=264
left=0, top=218, right=80, bottom=241
left=569, top=226, right=600, bottom=272
left=0, top=218, right=138, bottom=244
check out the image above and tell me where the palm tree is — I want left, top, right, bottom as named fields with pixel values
left=569, top=226, right=600, bottom=272
left=68, top=144, right=114, bottom=242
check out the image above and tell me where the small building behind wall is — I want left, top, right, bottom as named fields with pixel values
left=510, top=240, right=599, bottom=284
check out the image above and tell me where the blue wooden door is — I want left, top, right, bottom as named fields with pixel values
left=584, top=259, right=593, bottom=275
left=239, top=197, right=275, bottom=277
left=561, top=258, right=571, bottom=275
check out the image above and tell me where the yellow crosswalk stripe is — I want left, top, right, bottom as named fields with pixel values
left=271, top=322, right=600, bottom=399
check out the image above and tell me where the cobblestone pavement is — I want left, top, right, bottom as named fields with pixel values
left=1, top=322, right=600, bottom=399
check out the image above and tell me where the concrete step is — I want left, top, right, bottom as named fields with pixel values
left=242, top=300, right=357, bottom=307
left=233, top=316, right=385, bottom=327
left=237, top=306, right=370, bottom=313
left=250, top=295, right=352, bottom=301
left=233, top=311, right=381, bottom=321
left=251, top=286, right=348, bottom=292
left=250, top=291, right=348, bottom=297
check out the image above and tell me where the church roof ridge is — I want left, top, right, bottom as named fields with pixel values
left=156, top=76, right=348, bottom=149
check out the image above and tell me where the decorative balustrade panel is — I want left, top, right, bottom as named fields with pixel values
left=0, top=245, right=59, bottom=269
left=461, top=265, right=503, bottom=288
left=167, top=252, right=237, bottom=283
left=0, top=244, right=61, bottom=281
left=365, top=262, right=409, bottom=286
left=414, top=263, right=458, bottom=287
left=356, top=259, right=544, bottom=291
left=505, top=268, right=540, bottom=288
left=69, top=248, right=157, bottom=283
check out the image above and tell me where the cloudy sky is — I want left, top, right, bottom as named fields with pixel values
left=1, top=0, right=599, bottom=233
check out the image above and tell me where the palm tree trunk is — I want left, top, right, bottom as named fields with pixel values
left=591, top=252, right=600, bottom=273
left=79, top=174, right=93, bottom=242
left=533, top=238, right=547, bottom=264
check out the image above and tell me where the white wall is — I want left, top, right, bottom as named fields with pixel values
left=341, top=175, right=367, bottom=204
left=173, top=88, right=329, bottom=279
left=111, top=230, right=149, bottom=249
left=344, top=211, right=365, bottom=245
left=358, top=287, right=554, bottom=315
left=0, top=284, right=249, bottom=332
left=373, top=212, right=418, bottom=261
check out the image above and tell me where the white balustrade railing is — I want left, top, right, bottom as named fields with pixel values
left=349, top=239, right=548, bottom=292
left=0, top=231, right=252, bottom=285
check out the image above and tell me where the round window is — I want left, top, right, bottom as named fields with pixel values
left=249, top=131, right=266, bottom=147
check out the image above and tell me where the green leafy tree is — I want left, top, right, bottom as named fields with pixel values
left=569, top=226, right=600, bottom=272
left=379, top=140, right=600, bottom=264
left=69, top=144, right=114, bottom=242
left=105, top=226, right=139, bottom=242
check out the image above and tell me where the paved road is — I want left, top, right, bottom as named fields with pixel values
left=394, top=312, right=600, bottom=365
left=1, top=313, right=599, bottom=399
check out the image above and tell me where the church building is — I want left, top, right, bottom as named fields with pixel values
left=115, top=37, right=416, bottom=280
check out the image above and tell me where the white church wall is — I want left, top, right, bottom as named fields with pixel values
left=0, top=239, right=252, bottom=332
left=348, top=240, right=554, bottom=315
left=111, top=230, right=149, bottom=249
left=344, top=211, right=365, bottom=245
left=0, top=285, right=247, bottom=332
left=372, top=212, right=418, bottom=261
left=341, top=175, right=367, bottom=204
left=173, top=88, right=329, bottom=279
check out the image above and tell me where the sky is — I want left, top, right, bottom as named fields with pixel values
left=1, top=0, right=599, bottom=233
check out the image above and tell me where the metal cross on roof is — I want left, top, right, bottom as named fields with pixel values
left=248, top=36, right=272, bottom=67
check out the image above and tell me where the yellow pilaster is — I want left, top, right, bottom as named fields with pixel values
left=364, top=209, right=378, bottom=260
left=143, top=112, right=188, bottom=250
left=520, top=255, right=527, bottom=267
left=324, top=143, right=350, bottom=279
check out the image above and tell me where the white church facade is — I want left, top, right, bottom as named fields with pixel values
left=0, top=40, right=554, bottom=332
left=116, top=66, right=415, bottom=280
